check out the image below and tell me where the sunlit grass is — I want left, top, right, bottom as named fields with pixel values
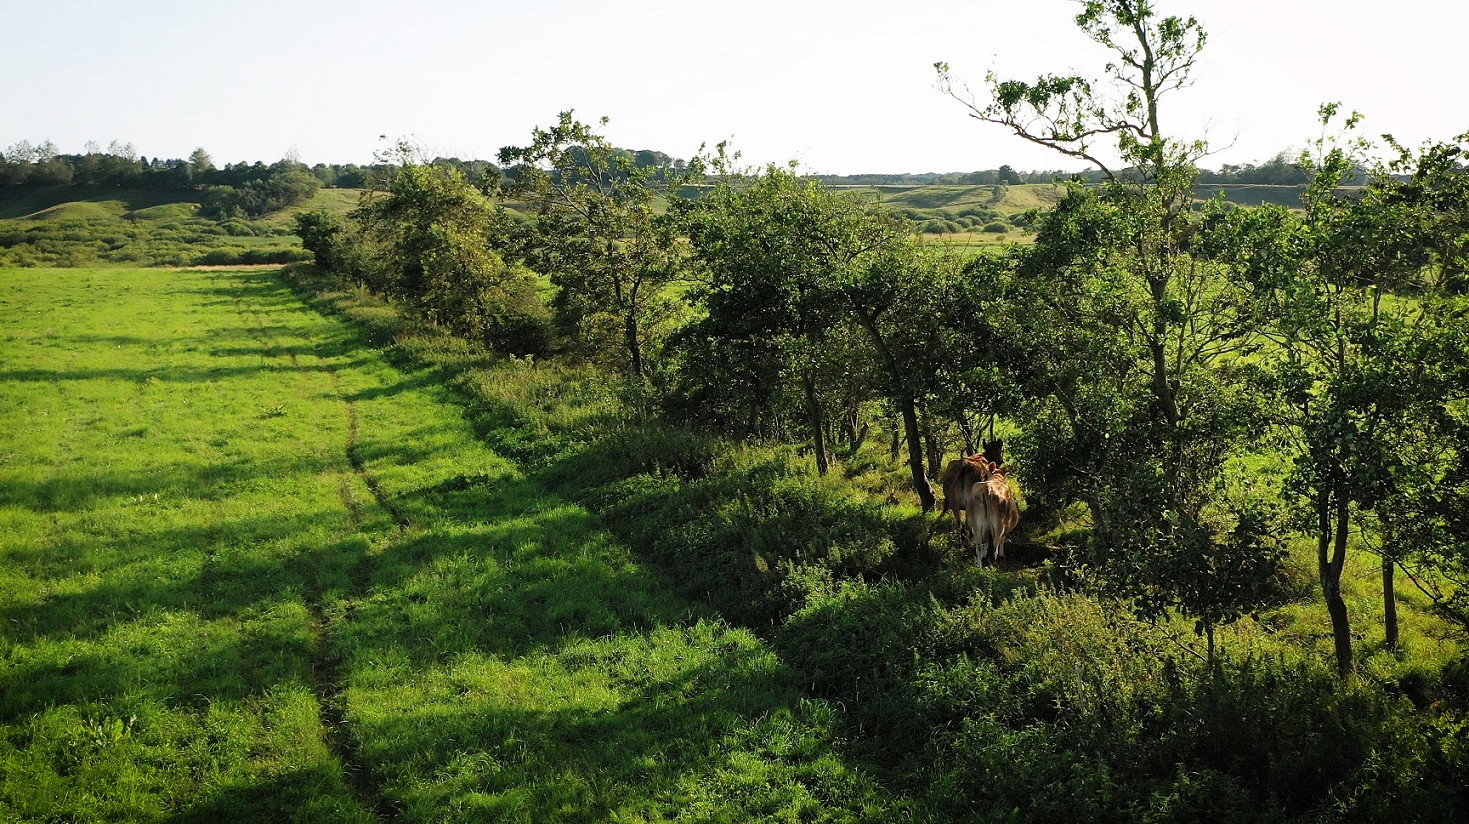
left=0, top=265, right=903, bottom=821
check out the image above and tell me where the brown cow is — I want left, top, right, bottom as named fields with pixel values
left=969, top=466, right=1019, bottom=565
left=940, top=454, right=993, bottom=542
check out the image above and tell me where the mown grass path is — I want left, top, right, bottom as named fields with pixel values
left=0, top=267, right=902, bottom=822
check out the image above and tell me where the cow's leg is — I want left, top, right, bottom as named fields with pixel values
left=970, top=487, right=991, bottom=565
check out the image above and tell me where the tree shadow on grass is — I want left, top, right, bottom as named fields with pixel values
left=351, top=631, right=900, bottom=821
left=318, top=459, right=912, bottom=818
left=338, top=470, right=702, bottom=667
left=2, top=466, right=692, bottom=719
left=0, top=361, right=338, bottom=386
left=167, top=767, right=376, bottom=824
left=0, top=451, right=343, bottom=516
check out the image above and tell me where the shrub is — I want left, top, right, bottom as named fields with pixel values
left=192, top=247, right=312, bottom=266
left=217, top=219, right=257, bottom=237
left=294, top=209, right=357, bottom=274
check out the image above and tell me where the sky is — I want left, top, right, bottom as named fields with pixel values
left=5, top=0, right=1466, bottom=175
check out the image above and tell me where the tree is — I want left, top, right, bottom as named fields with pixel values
left=199, top=160, right=322, bottom=219
left=937, top=0, right=1278, bottom=654
left=1374, top=133, right=1469, bottom=636
left=352, top=145, right=550, bottom=356
left=673, top=161, right=952, bottom=505
left=295, top=209, right=361, bottom=277
left=189, top=147, right=215, bottom=182
left=1226, top=118, right=1469, bottom=670
left=498, top=112, right=688, bottom=394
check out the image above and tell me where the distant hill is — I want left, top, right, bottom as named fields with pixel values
left=0, top=186, right=366, bottom=268
left=0, top=187, right=187, bottom=220
left=0, top=186, right=363, bottom=223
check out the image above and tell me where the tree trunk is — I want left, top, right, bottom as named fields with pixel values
left=845, top=421, right=869, bottom=458
left=900, top=395, right=936, bottom=511
left=623, top=310, right=647, bottom=420
left=1383, top=554, right=1399, bottom=651
left=848, top=305, right=932, bottom=508
left=1321, top=494, right=1354, bottom=677
left=958, top=414, right=976, bottom=456
left=921, top=412, right=942, bottom=480
left=802, top=373, right=828, bottom=476
left=625, top=311, right=644, bottom=380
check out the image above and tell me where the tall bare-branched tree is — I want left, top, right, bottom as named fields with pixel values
left=938, top=0, right=1277, bottom=657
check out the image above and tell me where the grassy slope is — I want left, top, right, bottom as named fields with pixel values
left=837, top=182, right=1059, bottom=213
left=0, top=266, right=901, bottom=822
left=0, top=186, right=364, bottom=222
left=849, top=183, right=1059, bottom=250
left=0, top=190, right=362, bottom=268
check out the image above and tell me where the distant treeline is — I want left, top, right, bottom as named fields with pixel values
left=816, top=153, right=1361, bottom=187
left=0, top=141, right=332, bottom=218
left=0, top=140, right=689, bottom=188
left=3, top=139, right=1352, bottom=204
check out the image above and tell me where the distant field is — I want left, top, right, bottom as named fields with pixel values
left=838, top=182, right=1063, bottom=213
left=0, top=265, right=901, bottom=821
left=0, top=188, right=368, bottom=268
left=1193, top=183, right=1308, bottom=207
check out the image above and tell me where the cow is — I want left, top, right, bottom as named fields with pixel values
left=940, top=453, right=994, bottom=543
left=969, top=466, right=1019, bottom=566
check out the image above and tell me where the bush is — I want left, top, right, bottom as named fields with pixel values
left=192, top=247, right=312, bottom=266
left=983, top=221, right=1009, bottom=233
left=544, top=436, right=925, bottom=626
left=217, top=218, right=257, bottom=237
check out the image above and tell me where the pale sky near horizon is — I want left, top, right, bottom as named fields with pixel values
left=5, top=1, right=1465, bottom=175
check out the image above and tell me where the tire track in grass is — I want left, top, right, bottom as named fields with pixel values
left=307, top=608, right=398, bottom=823
left=331, top=365, right=411, bottom=530
left=226, top=270, right=406, bottom=531
left=226, top=269, right=398, bottom=822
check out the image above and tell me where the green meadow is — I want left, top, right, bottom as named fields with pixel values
left=0, top=266, right=901, bottom=822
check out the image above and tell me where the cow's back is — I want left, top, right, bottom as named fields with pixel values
left=982, top=473, right=1019, bottom=559
left=941, top=456, right=991, bottom=518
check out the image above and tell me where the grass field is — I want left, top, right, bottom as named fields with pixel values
left=0, top=266, right=903, bottom=822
